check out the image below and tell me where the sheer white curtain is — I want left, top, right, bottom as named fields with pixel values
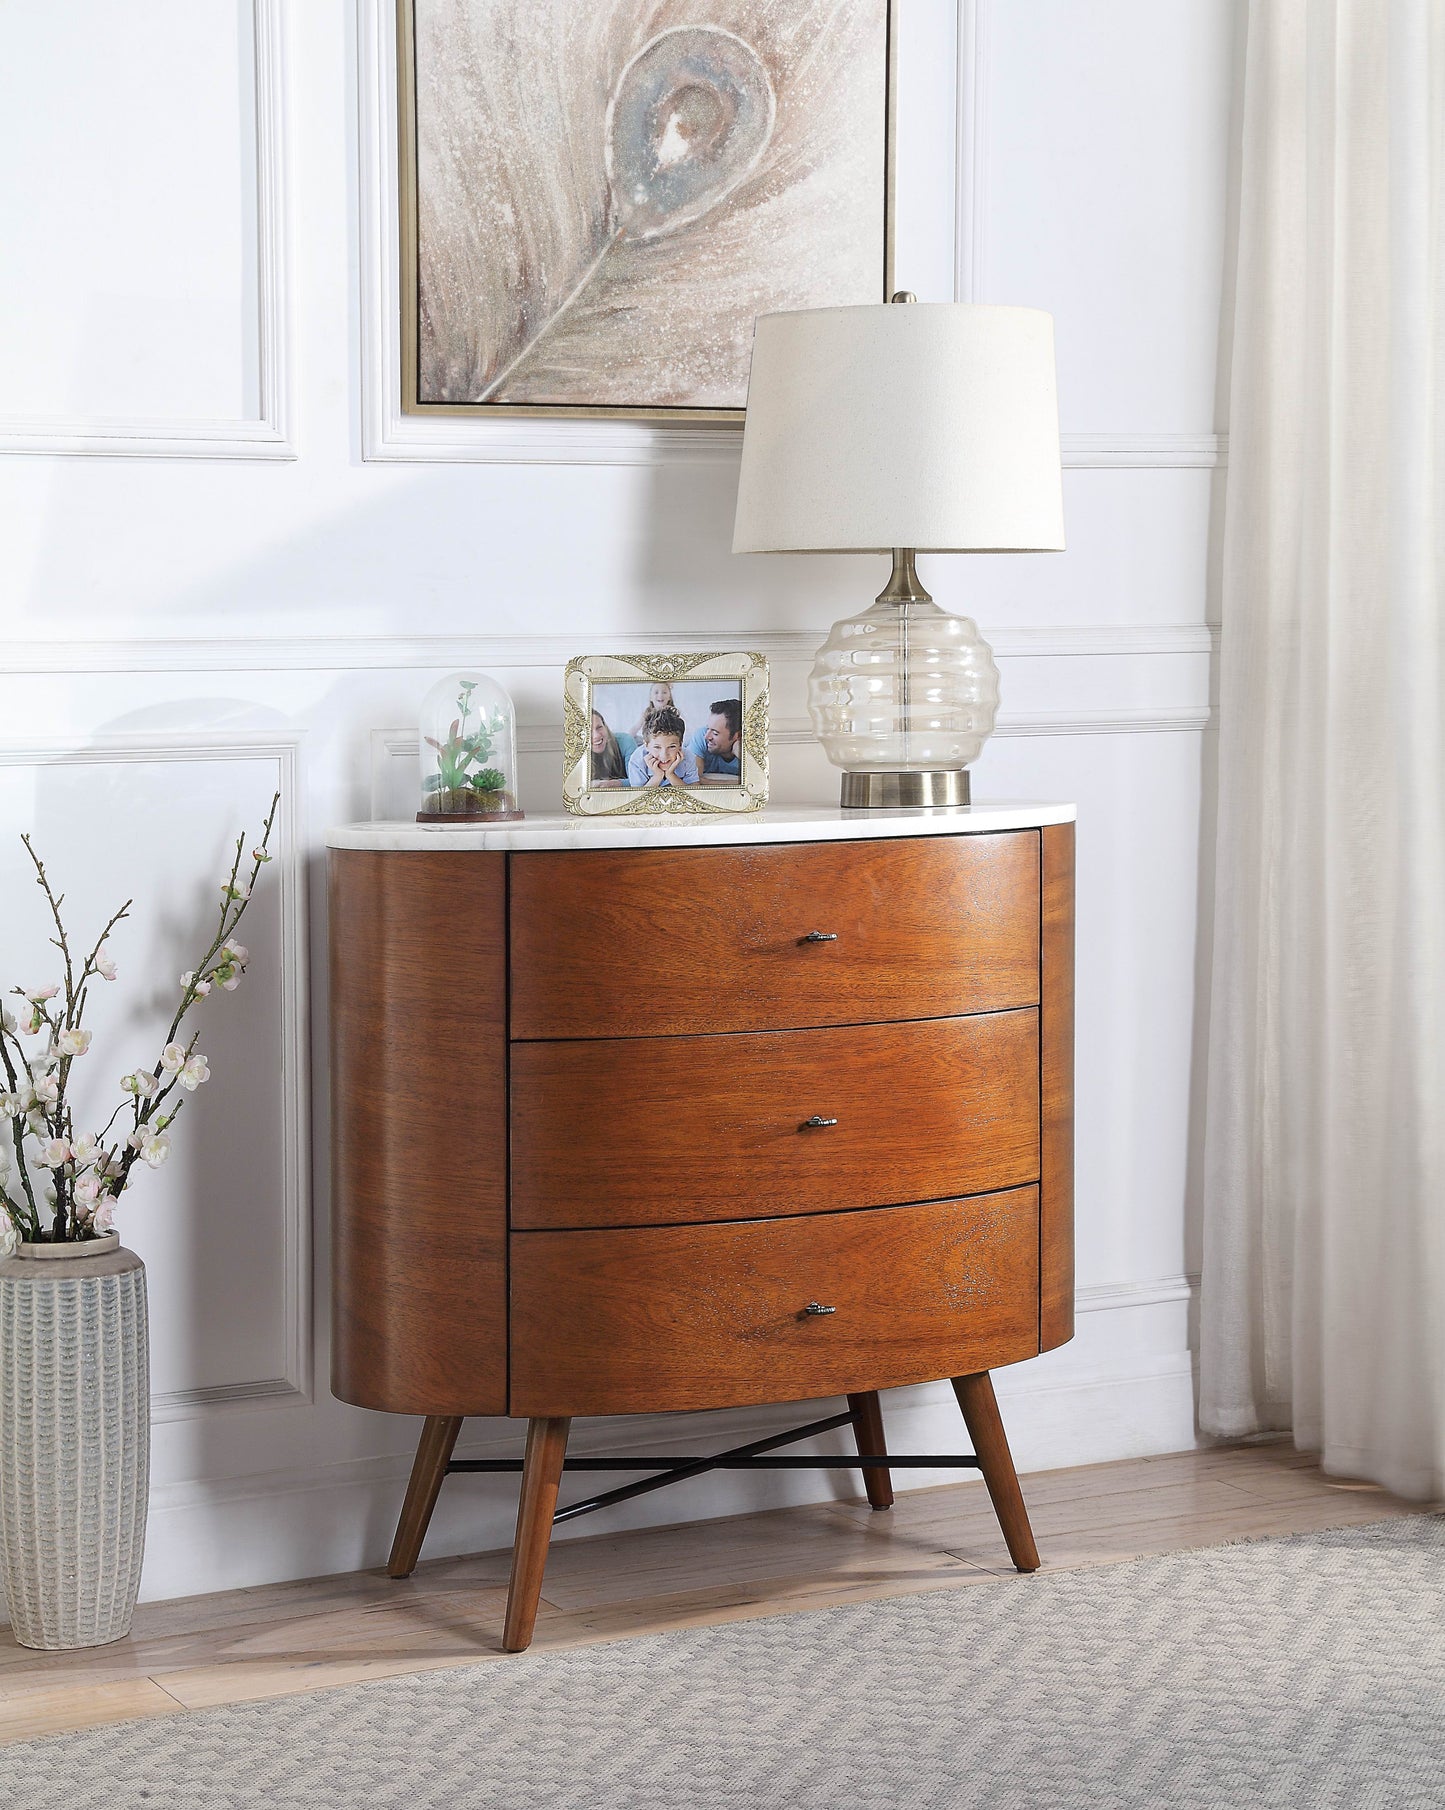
left=1201, top=0, right=1445, bottom=1496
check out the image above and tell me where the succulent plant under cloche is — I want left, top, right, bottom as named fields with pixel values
left=416, top=673, right=524, bottom=822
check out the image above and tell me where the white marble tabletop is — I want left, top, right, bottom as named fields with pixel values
left=327, top=801, right=1076, bottom=853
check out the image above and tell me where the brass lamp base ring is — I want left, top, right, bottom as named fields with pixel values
left=839, top=770, right=971, bottom=810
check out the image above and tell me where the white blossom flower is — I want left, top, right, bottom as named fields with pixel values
left=221, top=941, right=248, bottom=965
left=41, top=1137, right=71, bottom=1169
left=0, top=1092, right=19, bottom=1120
left=73, top=1174, right=101, bottom=1210
left=56, top=1027, right=92, bottom=1059
left=1, top=1006, right=16, bottom=1036
left=22, top=1006, right=44, bottom=1036
left=24, top=985, right=58, bottom=1004
left=29, top=1072, right=59, bottom=1109
left=92, top=1197, right=115, bottom=1233
left=97, top=1151, right=124, bottom=1182
left=70, top=1133, right=98, bottom=1166
left=0, top=1215, right=17, bottom=1259
left=251, top=849, right=272, bottom=864
left=222, top=881, right=251, bottom=903
left=180, top=970, right=213, bottom=998
left=160, top=1043, right=188, bottom=1074
left=130, top=1129, right=170, bottom=1169
left=94, top=948, right=118, bottom=982
left=178, top=1053, right=210, bottom=1091
left=121, top=1070, right=160, bottom=1098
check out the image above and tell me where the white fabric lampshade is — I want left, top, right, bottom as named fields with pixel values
left=732, top=302, right=1065, bottom=553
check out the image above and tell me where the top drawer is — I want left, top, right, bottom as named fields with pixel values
left=509, top=832, right=1040, bottom=1039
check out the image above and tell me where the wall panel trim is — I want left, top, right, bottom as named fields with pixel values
left=0, top=0, right=294, bottom=462
left=381, top=705, right=1212, bottom=765
left=4, top=624, right=1219, bottom=675
left=0, top=733, right=311, bottom=1421
left=954, top=0, right=990, bottom=304
left=952, top=0, right=1225, bottom=473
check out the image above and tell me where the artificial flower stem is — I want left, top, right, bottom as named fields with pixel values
left=20, top=839, right=77, bottom=1025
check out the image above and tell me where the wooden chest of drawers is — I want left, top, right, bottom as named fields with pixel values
left=329, top=807, right=1075, bottom=1650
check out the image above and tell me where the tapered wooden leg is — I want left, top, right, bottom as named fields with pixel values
left=951, top=1371, right=1040, bottom=1572
left=502, top=1416, right=571, bottom=1653
left=387, top=1415, right=463, bottom=1578
left=847, top=1391, right=894, bottom=1510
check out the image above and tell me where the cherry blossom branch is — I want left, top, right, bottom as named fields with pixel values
left=20, top=837, right=76, bottom=1024
left=1, top=792, right=280, bottom=1246
left=0, top=1030, right=41, bottom=1240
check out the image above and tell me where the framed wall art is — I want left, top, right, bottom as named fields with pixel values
left=397, top=0, right=895, bottom=421
left=562, top=652, right=768, bottom=815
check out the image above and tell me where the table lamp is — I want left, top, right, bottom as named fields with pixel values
left=732, top=295, right=1064, bottom=808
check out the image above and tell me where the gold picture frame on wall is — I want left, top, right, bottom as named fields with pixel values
left=562, top=652, right=769, bottom=815
left=397, top=0, right=897, bottom=423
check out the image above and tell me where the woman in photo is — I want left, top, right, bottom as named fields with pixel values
left=625, top=706, right=700, bottom=787
left=589, top=710, right=628, bottom=786
left=630, top=682, right=676, bottom=740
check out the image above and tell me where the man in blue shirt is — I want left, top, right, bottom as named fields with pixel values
left=683, top=697, right=742, bottom=781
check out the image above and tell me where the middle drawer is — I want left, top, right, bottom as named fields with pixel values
left=509, top=1009, right=1040, bottom=1230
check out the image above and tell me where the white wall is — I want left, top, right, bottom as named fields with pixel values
left=0, top=0, right=1234, bottom=1607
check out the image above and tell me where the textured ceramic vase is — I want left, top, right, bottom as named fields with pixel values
left=0, top=1236, right=150, bottom=1649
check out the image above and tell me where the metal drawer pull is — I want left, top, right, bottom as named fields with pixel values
left=800, top=930, right=838, bottom=943
left=803, top=1302, right=837, bottom=1317
left=801, top=1115, right=838, bottom=1129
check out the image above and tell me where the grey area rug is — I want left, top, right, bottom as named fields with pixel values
left=5, top=1516, right=1445, bottom=1810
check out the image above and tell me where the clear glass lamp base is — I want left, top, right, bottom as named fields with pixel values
left=806, top=553, right=1001, bottom=811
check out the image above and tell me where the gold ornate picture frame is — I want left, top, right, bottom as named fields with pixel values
left=562, top=652, right=769, bottom=816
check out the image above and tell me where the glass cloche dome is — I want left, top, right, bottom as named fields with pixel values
left=416, top=672, right=524, bottom=822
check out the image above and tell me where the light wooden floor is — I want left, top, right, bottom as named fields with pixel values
left=0, top=1440, right=1429, bottom=1747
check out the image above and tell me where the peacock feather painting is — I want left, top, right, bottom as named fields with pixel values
left=407, top=0, right=892, bottom=414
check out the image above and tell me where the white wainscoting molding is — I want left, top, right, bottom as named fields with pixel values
left=955, top=0, right=990, bottom=305
left=0, top=733, right=311, bottom=1420
left=991, top=704, right=1213, bottom=738
left=372, top=707, right=1212, bottom=816
left=2, top=624, right=1219, bottom=675
left=1078, top=1273, right=1199, bottom=1315
left=0, top=0, right=293, bottom=462
left=356, top=0, right=1223, bottom=471
left=1063, top=434, right=1226, bottom=469
left=954, top=0, right=1224, bottom=473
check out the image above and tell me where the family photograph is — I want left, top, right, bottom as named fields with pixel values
left=588, top=680, right=744, bottom=790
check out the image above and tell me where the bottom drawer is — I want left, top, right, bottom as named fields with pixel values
left=509, top=1188, right=1040, bottom=1415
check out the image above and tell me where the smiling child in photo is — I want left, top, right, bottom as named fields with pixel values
left=625, top=706, right=701, bottom=787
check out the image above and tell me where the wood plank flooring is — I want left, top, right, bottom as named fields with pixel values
left=0, top=1440, right=1430, bottom=1747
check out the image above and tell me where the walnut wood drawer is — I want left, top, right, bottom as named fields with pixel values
left=509, top=1010, right=1040, bottom=1230
left=509, top=1188, right=1041, bottom=1415
left=508, top=834, right=1040, bottom=1040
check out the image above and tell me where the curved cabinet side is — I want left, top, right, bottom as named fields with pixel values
left=1039, top=823, right=1076, bottom=1352
left=330, top=849, right=508, bottom=1414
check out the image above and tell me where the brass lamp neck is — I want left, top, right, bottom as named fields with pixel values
left=877, top=548, right=932, bottom=608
